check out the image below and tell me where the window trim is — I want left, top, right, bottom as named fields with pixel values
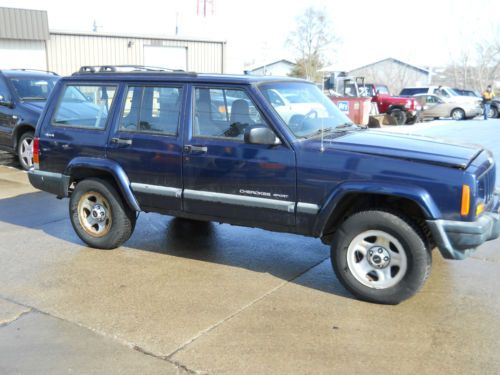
left=118, top=83, right=184, bottom=137
left=191, top=85, right=271, bottom=142
left=50, top=83, right=119, bottom=131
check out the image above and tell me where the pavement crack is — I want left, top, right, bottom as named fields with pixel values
left=0, top=307, right=32, bottom=328
left=132, top=345, right=204, bottom=374
left=166, top=256, right=330, bottom=359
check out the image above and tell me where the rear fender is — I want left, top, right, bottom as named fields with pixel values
left=313, top=181, right=441, bottom=237
left=64, top=157, right=140, bottom=212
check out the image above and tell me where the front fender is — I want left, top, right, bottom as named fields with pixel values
left=64, top=157, right=141, bottom=212
left=313, top=181, right=441, bottom=237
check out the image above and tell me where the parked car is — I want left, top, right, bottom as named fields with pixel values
left=452, top=88, right=499, bottom=118
left=29, top=65, right=500, bottom=304
left=0, top=69, right=59, bottom=169
left=361, top=83, right=419, bottom=124
left=413, top=93, right=482, bottom=120
left=400, top=86, right=481, bottom=106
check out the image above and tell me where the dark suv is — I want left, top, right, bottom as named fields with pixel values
left=29, top=66, right=500, bottom=304
left=0, top=69, right=59, bottom=169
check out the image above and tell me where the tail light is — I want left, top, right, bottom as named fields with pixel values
left=33, top=137, right=40, bottom=169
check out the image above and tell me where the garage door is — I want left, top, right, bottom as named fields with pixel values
left=143, top=45, right=187, bottom=71
left=0, top=40, right=47, bottom=70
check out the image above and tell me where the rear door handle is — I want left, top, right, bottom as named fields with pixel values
left=184, top=145, right=207, bottom=154
left=111, top=137, right=132, bottom=146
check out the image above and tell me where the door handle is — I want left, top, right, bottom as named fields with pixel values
left=111, top=137, right=132, bottom=146
left=184, top=145, right=207, bottom=154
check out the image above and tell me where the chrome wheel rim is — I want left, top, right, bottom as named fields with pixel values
left=77, top=191, right=112, bottom=237
left=346, top=230, right=408, bottom=289
left=19, top=137, right=33, bottom=168
left=452, top=110, right=463, bottom=120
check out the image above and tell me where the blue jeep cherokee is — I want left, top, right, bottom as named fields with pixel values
left=28, top=66, right=500, bottom=304
left=0, top=69, right=59, bottom=169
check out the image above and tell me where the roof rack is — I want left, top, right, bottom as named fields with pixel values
left=76, top=65, right=195, bottom=75
left=8, top=68, right=59, bottom=76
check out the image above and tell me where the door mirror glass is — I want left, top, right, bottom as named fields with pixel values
left=244, top=126, right=280, bottom=145
left=0, top=95, right=13, bottom=107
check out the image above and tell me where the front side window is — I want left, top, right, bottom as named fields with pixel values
left=260, top=82, right=353, bottom=138
left=53, top=85, right=117, bottom=129
left=8, top=77, right=59, bottom=101
left=120, top=85, right=182, bottom=135
left=193, top=87, right=267, bottom=140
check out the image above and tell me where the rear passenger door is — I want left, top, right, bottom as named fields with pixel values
left=107, top=83, right=185, bottom=212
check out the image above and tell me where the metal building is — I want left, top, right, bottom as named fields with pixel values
left=0, top=6, right=226, bottom=75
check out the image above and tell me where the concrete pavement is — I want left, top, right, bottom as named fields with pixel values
left=1, top=119, right=500, bottom=375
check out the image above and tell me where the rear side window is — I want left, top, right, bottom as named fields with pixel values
left=399, top=88, right=427, bottom=96
left=52, top=84, right=117, bottom=129
left=120, top=85, right=182, bottom=135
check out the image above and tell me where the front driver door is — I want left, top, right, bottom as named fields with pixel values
left=182, top=85, right=296, bottom=229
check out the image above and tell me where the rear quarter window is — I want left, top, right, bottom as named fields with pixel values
left=52, top=84, right=117, bottom=129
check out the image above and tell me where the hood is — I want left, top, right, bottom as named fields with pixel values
left=21, top=100, right=47, bottom=114
left=315, top=130, right=482, bottom=169
left=445, top=95, right=481, bottom=104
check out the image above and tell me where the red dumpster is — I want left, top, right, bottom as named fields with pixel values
left=329, top=96, right=372, bottom=125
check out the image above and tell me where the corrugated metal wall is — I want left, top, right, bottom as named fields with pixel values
left=0, top=7, right=49, bottom=40
left=46, top=32, right=225, bottom=76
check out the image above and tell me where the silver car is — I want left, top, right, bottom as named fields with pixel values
left=413, top=94, right=482, bottom=120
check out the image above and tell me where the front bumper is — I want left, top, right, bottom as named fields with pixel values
left=464, top=106, right=483, bottom=118
left=427, top=192, right=500, bottom=260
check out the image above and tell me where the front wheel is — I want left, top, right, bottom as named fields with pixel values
left=70, top=178, right=136, bottom=249
left=330, top=210, right=431, bottom=304
left=17, top=131, right=34, bottom=170
left=389, top=109, right=407, bottom=125
left=488, top=106, right=498, bottom=118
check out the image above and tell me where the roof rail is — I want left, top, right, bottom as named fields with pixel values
left=8, top=68, right=59, bottom=76
left=76, top=65, right=195, bottom=75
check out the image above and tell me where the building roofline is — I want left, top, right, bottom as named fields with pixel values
left=49, top=29, right=226, bottom=45
left=250, top=59, right=296, bottom=72
left=350, top=57, right=429, bottom=75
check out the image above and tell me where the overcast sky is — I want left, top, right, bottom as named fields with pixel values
left=1, top=0, right=498, bottom=73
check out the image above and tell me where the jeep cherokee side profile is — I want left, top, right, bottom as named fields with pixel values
left=29, top=66, right=500, bottom=304
left=0, top=69, right=59, bottom=169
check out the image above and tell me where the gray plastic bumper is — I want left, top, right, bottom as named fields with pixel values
left=28, top=169, right=69, bottom=197
left=427, top=194, right=500, bottom=260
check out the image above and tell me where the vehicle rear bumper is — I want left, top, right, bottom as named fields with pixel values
left=28, top=169, right=69, bottom=197
left=427, top=192, right=500, bottom=259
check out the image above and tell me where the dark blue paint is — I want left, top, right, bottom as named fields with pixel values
left=34, top=72, right=496, bottom=238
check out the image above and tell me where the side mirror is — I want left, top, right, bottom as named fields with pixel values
left=244, top=126, right=281, bottom=145
left=0, top=95, right=13, bottom=108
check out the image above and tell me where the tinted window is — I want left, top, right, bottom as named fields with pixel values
left=53, top=85, right=117, bottom=129
left=400, top=88, right=427, bottom=96
left=193, top=87, right=266, bottom=140
left=120, top=85, right=182, bottom=135
left=0, top=77, right=9, bottom=99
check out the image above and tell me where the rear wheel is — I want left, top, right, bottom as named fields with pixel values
left=17, top=131, right=34, bottom=170
left=389, top=109, right=407, bottom=125
left=330, top=210, right=431, bottom=304
left=70, top=178, right=136, bottom=249
left=451, top=108, right=465, bottom=120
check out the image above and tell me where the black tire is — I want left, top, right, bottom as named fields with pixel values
left=17, top=131, right=34, bottom=170
left=488, top=106, right=498, bottom=119
left=389, top=109, right=407, bottom=125
left=69, top=178, right=136, bottom=249
left=330, top=210, right=431, bottom=304
left=451, top=108, right=465, bottom=120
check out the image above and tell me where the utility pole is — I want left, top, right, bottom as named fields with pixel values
left=196, top=0, right=215, bottom=17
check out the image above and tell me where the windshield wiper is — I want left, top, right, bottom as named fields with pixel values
left=334, top=122, right=359, bottom=130
left=303, top=127, right=334, bottom=139
left=22, top=97, right=46, bottom=101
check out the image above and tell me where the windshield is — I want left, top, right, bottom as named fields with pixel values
left=259, top=82, right=354, bottom=138
left=8, top=77, right=59, bottom=101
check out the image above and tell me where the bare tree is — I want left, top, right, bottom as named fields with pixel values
left=286, top=7, right=338, bottom=82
